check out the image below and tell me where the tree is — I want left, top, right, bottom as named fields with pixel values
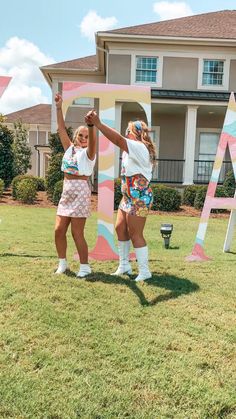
left=12, top=120, right=32, bottom=177
left=48, top=127, right=73, bottom=155
left=0, top=118, right=14, bottom=187
left=46, top=127, right=73, bottom=200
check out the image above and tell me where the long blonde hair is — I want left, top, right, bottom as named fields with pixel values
left=73, top=125, right=88, bottom=146
left=127, top=120, right=156, bottom=164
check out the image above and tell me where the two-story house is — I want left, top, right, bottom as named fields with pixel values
left=6, top=10, right=236, bottom=185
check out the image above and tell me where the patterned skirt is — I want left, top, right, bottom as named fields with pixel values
left=119, top=174, right=153, bottom=217
left=57, top=179, right=91, bottom=218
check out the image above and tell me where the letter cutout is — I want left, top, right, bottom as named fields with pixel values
left=0, top=76, right=11, bottom=98
left=187, top=92, right=236, bottom=261
left=62, top=82, right=151, bottom=260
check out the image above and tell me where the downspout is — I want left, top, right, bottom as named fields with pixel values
left=36, top=125, right=39, bottom=176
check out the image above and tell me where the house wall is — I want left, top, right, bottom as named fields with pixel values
left=107, top=54, right=131, bottom=84
left=229, top=60, right=236, bottom=91
left=65, top=100, right=99, bottom=130
left=153, top=113, right=185, bottom=159
left=107, top=41, right=236, bottom=91
left=162, top=57, right=198, bottom=90
left=28, top=131, right=38, bottom=175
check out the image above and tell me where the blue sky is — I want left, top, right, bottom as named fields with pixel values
left=0, top=0, right=236, bottom=113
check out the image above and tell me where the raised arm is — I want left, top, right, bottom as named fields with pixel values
left=86, top=123, right=97, bottom=160
left=86, top=110, right=128, bottom=153
left=55, top=93, right=72, bottom=151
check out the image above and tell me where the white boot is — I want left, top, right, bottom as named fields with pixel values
left=134, top=246, right=152, bottom=282
left=112, top=240, right=132, bottom=275
left=55, top=258, right=68, bottom=274
left=76, top=264, right=92, bottom=278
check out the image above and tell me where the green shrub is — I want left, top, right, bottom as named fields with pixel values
left=52, top=180, right=63, bottom=205
left=223, top=170, right=236, bottom=197
left=0, top=178, right=4, bottom=197
left=45, top=153, right=64, bottom=200
left=16, top=179, right=37, bottom=204
left=12, top=175, right=38, bottom=199
left=194, top=185, right=228, bottom=212
left=34, top=176, right=46, bottom=191
left=114, top=178, right=122, bottom=210
left=0, top=123, right=14, bottom=187
left=152, top=184, right=181, bottom=211
left=183, top=185, right=201, bottom=206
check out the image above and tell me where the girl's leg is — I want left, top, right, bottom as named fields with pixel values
left=54, top=215, right=71, bottom=273
left=71, top=218, right=91, bottom=277
left=126, top=214, right=146, bottom=248
left=115, top=208, right=130, bottom=241
left=71, top=218, right=88, bottom=263
left=112, top=209, right=132, bottom=275
left=126, top=214, right=151, bottom=282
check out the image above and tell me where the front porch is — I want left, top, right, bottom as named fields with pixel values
left=120, top=99, right=231, bottom=185
left=152, top=158, right=232, bottom=184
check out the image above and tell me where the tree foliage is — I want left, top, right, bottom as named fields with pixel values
left=12, top=120, right=32, bottom=177
left=0, top=120, right=14, bottom=187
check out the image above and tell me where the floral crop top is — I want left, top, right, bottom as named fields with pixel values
left=61, top=145, right=96, bottom=176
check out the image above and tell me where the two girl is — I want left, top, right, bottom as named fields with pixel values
left=54, top=95, right=155, bottom=282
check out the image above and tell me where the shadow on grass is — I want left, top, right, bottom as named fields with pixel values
left=0, top=253, right=55, bottom=258
left=86, top=272, right=199, bottom=307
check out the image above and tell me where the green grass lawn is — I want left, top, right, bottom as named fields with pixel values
left=0, top=205, right=236, bottom=419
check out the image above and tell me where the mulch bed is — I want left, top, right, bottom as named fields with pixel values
left=0, top=189, right=230, bottom=218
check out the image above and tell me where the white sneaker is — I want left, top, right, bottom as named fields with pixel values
left=111, top=240, right=132, bottom=275
left=76, top=264, right=91, bottom=278
left=55, top=259, right=68, bottom=274
left=111, top=266, right=132, bottom=276
left=134, top=246, right=152, bottom=282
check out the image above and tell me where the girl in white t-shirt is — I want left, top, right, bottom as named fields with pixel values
left=54, top=94, right=96, bottom=277
left=86, top=111, right=156, bottom=282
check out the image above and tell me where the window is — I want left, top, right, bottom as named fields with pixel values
left=202, top=60, right=224, bottom=86
left=199, top=132, right=219, bottom=161
left=196, top=132, right=220, bottom=182
left=135, top=57, right=158, bottom=83
left=72, top=97, right=94, bottom=107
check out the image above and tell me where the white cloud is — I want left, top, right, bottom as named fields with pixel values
left=80, top=10, right=118, bottom=41
left=153, top=1, right=193, bottom=21
left=0, top=37, right=55, bottom=114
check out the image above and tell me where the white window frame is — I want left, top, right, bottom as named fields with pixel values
left=131, top=52, right=163, bottom=87
left=150, top=126, right=160, bottom=181
left=195, top=128, right=221, bottom=160
left=198, top=57, right=230, bottom=90
left=71, top=97, right=95, bottom=108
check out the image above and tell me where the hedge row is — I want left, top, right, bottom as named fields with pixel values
left=11, top=175, right=45, bottom=204
left=183, top=169, right=235, bottom=211
left=0, top=179, right=4, bottom=197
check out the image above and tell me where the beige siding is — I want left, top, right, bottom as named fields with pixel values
left=65, top=103, right=99, bottom=130
left=153, top=113, right=185, bottom=159
left=108, top=55, right=131, bottom=84
left=162, top=57, right=198, bottom=90
left=28, top=131, right=38, bottom=176
left=197, top=113, right=225, bottom=129
left=229, top=60, right=236, bottom=91
left=38, top=131, right=47, bottom=145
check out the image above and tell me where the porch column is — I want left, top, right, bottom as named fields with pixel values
left=115, top=102, right=123, bottom=178
left=183, top=105, right=198, bottom=185
left=39, top=152, right=44, bottom=178
left=51, top=80, right=59, bottom=133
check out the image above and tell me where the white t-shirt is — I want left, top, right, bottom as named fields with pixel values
left=61, top=144, right=96, bottom=176
left=121, top=139, right=153, bottom=182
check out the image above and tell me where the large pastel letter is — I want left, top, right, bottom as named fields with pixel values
left=0, top=76, right=11, bottom=99
left=62, top=82, right=151, bottom=260
left=187, top=92, right=236, bottom=261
